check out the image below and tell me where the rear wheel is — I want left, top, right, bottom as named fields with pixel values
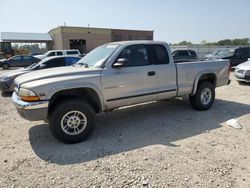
left=50, top=99, right=95, bottom=144
left=189, top=81, right=215, bottom=111
left=2, top=64, right=10, bottom=70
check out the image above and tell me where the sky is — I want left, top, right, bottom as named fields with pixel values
left=0, top=0, right=250, bottom=43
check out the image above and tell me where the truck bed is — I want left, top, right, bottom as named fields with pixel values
left=175, top=60, right=230, bottom=96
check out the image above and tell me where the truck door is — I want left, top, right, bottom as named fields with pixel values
left=101, top=44, right=157, bottom=109
left=146, top=44, right=177, bottom=100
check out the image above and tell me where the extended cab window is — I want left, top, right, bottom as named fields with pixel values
left=146, top=45, right=169, bottom=64
left=118, top=45, right=149, bottom=67
left=154, top=45, right=169, bottom=64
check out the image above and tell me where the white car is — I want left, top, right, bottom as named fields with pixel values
left=35, top=49, right=81, bottom=60
left=235, top=58, right=250, bottom=83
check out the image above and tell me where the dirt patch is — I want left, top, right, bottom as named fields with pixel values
left=0, top=70, right=250, bottom=187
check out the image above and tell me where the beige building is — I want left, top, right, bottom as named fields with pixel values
left=49, top=26, right=154, bottom=53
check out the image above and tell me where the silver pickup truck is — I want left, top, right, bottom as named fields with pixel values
left=12, top=41, right=230, bottom=143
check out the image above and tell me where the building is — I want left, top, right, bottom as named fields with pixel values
left=49, top=26, right=154, bottom=53
left=0, top=32, right=53, bottom=50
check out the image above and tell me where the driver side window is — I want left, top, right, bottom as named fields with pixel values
left=117, top=45, right=149, bottom=67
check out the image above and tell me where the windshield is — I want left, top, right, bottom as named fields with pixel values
left=211, top=49, right=221, bottom=55
left=77, top=44, right=119, bottom=67
left=216, top=49, right=235, bottom=57
left=25, top=62, right=39, bottom=69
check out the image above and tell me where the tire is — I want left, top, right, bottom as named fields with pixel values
left=2, top=64, right=10, bottom=70
left=50, top=99, right=95, bottom=144
left=189, top=81, right=215, bottom=111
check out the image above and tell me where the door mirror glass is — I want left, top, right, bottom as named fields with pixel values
left=113, top=58, right=128, bottom=68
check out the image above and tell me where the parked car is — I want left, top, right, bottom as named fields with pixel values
left=234, top=58, right=250, bottom=83
left=12, top=41, right=230, bottom=144
left=205, top=47, right=250, bottom=67
left=29, top=52, right=43, bottom=56
left=35, top=49, right=81, bottom=60
left=0, top=55, right=40, bottom=69
left=172, top=50, right=197, bottom=63
left=0, top=56, right=81, bottom=92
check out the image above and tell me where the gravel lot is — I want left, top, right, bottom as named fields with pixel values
left=0, top=69, right=250, bottom=188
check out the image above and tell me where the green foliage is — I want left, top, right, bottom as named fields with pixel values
left=172, top=41, right=193, bottom=46
left=173, top=38, right=250, bottom=46
left=204, top=38, right=249, bottom=46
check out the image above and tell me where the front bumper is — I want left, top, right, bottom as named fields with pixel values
left=12, top=92, right=49, bottom=121
left=235, top=74, right=250, bottom=83
left=0, top=80, right=14, bottom=92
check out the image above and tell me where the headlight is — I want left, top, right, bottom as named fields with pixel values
left=1, top=76, right=12, bottom=81
left=237, top=70, right=246, bottom=75
left=19, top=88, right=40, bottom=102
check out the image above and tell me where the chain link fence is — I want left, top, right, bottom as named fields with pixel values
left=170, top=45, right=250, bottom=60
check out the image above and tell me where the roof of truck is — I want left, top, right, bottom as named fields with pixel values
left=108, top=40, right=167, bottom=45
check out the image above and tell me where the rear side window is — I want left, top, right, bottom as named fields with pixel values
left=47, top=52, right=56, bottom=57
left=178, top=51, right=189, bottom=56
left=189, top=50, right=197, bottom=57
left=146, top=45, right=169, bottom=64
left=23, top=56, right=32, bottom=60
left=57, top=52, right=63, bottom=56
left=64, top=57, right=80, bottom=66
left=43, top=58, right=65, bottom=68
left=12, top=56, right=22, bottom=61
left=66, top=51, right=79, bottom=55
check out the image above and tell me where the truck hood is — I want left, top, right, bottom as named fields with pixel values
left=15, top=66, right=102, bottom=85
left=236, top=60, right=250, bottom=70
left=0, top=68, right=30, bottom=78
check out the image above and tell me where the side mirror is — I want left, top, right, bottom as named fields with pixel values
left=39, top=64, right=46, bottom=69
left=113, top=58, right=128, bottom=68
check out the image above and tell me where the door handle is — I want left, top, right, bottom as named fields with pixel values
left=148, top=71, right=156, bottom=76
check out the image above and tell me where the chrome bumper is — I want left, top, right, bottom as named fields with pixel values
left=12, top=92, right=49, bottom=121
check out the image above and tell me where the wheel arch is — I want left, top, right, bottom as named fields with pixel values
left=47, top=87, right=103, bottom=118
left=192, top=72, right=217, bottom=96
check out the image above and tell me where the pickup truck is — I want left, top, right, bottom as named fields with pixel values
left=12, top=41, right=230, bottom=144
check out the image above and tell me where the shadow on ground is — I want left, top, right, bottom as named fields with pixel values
left=29, top=98, right=250, bottom=165
left=1, top=91, right=13, bottom=97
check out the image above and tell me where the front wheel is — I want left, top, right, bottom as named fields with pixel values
left=50, top=99, right=95, bottom=144
left=2, top=64, right=10, bottom=70
left=189, top=81, right=215, bottom=111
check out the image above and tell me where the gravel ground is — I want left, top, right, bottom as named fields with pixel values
left=0, top=69, right=250, bottom=188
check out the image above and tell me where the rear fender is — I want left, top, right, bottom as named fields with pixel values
left=191, top=70, right=216, bottom=96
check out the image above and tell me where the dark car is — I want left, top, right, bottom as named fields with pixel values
left=0, top=56, right=81, bottom=92
left=221, top=47, right=250, bottom=67
left=172, top=50, right=197, bottom=63
left=0, top=55, right=40, bottom=69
